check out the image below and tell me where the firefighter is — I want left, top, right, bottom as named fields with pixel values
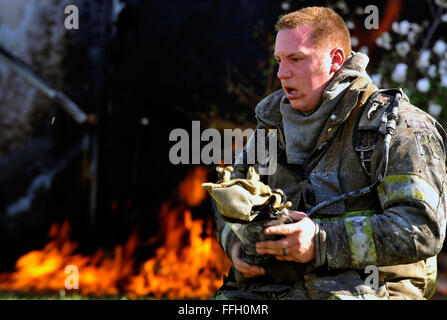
left=210, top=7, right=447, bottom=300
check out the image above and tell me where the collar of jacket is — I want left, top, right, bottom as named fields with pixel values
left=255, top=77, right=377, bottom=153
left=311, top=76, right=377, bottom=153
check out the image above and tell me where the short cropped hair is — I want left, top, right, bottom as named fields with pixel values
left=275, top=7, right=352, bottom=57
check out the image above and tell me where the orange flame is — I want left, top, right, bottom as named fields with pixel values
left=0, top=166, right=231, bottom=298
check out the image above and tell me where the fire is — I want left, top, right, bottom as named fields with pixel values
left=178, top=165, right=208, bottom=206
left=0, top=221, right=137, bottom=296
left=0, top=166, right=231, bottom=298
left=126, top=205, right=229, bottom=299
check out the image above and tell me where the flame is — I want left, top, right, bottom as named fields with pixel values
left=178, top=165, right=208, bottom=206
left=0, top=166, right=231, bottom=298
left=0, top=221, right=137, bottom=296
left=126, top=205, right=229, bottom=299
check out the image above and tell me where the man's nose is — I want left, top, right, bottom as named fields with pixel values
left=277, top=62, right=292, bottom=80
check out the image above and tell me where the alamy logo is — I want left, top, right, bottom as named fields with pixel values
left=64, top=5, right=79, bottom=30
left=169, top=121, right=278, bottom=175
left=364, top=5, right=379, bottom=30
left=65, top=265, right=79, bottom=290
left=364, top=265, right=379, bottom=290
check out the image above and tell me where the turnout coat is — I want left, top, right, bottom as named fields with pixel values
left=214, top=76, right=447, bottom=300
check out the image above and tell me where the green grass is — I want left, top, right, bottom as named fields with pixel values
left=0, top=291, right=135, bottom=300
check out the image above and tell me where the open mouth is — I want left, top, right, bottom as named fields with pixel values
left=283, top=86, right=299, bottom=98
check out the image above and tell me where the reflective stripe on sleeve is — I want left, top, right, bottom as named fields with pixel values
left=344, top=216, right=378, bottom=267
left=377, top=174, right=440, bottom=213
left=313, top=210, right=377, bottom=222
left=328, top=293, right=387, bottom=300
left=220, top=223, right=233, bottom=250
left=424, top=256, right=438, bottom=299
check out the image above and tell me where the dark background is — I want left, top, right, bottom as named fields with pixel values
left=1, top=0, right=447, bottom=274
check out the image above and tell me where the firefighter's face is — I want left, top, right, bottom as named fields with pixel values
left=274, top=26, right=344, bottom=112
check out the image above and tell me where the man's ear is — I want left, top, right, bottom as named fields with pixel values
left=330, top=47, right=345, bottom=75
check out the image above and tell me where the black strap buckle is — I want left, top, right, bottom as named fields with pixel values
left=355, top=145, right=375, bottom=176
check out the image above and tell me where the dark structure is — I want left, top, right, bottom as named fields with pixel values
left=1, top=0, right=447, bottom=272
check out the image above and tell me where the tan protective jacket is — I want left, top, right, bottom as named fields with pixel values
left=215, top=76, right=447, bottom=300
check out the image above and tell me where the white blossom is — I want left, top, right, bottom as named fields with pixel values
left=433, top=40, right=447, bottom=56
left=351, top=36, right=359, bottom=47
left=442, top=13, right=447, bottom=22
left=359, top=46, right=369, bottom=55
left=417, top=50, right=431, bottom=70
left=391, top=22, right=400, bottom=34
left=346, top=20, right=355, bottom=30
left=435, top=0, right=447, bottom=8
left=439, top=59, right=447, bottom=75
left=428, top=103, right=442, bottom=117
left=335, top=0, right=348, bottom=13
left=407, top=31, right=417, bottom=45
left=280, top=2, right=290, bottom=10
left=391, top=63, right=408, bottom=83
left=376, top=32, right=392, bottom=50
left=428, top=65, right=437, bottom=78
left=441, top=74, right=447, bottom=87
left=410, top=23, right=422, bottom=33
left=392, top=20, right=411, bottom=35
left=396, top=41, right=410, bottom=57
left=371, top=73, right=382, bottom=87
left=416, top=78, right=430, bottom=93
left=399, top=20, right=411, bottom=34
left=140, top=117, right=149, bottom=126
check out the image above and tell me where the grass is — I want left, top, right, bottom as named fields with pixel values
left=0, top=290, right=134, bottom=300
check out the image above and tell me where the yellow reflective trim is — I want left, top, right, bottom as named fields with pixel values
left=313, top=210, right=379, bottom=266
left=344, top=216, right=378, bottom=267
left=377, top=174, right=440, bottom=213
left=312, top=211, right=379, bottom=267
left=424, top=256, right=438, bottom=299
left=328, top=293, right=387, bottom=300
left=220, top=223, right=233, bottom=248
left=226, top=222, right=246, bottom=244
left=313, top=210, right=378, bottom=222
left=211, top=293, right=229, bottom=300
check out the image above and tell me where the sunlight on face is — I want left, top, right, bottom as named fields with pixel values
left=274, top=26, right=335, bottom=112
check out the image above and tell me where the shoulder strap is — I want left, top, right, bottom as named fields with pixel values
left=353, top=88, right=403, bottom=176
left=357, top=89, right=403, bottom=133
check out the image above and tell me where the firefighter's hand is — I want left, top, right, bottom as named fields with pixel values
left=230, top=240, right=265, bottom=278
left=255, top=209, right=316, bottom=263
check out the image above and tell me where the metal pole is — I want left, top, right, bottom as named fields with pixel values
left=0, top=44, right=88, bottom=124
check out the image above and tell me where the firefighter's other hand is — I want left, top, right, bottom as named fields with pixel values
left=231, top=240, right=265, bottom=278
left=255, top=209, right=316, bottom=263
